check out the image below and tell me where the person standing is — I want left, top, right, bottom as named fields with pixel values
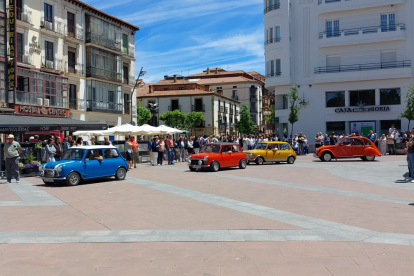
left=151, top=137, right=158, bottom=166
left=187, top=137, right=194, bottom=156
left=324, top=134, right=330, bottom=146
left=103, top=136, right=112, bottom=146
left=329, top=132, right=337, bottom=145
left=387, top=131, right=395, bottom=155
left=303, top=135, right=308, bottom=155
left=166, top=135, right=174, bottom=165
left=86, top=136, right=96, bottom=146
left=3, top=134, right=22, bottom=183
left=405, top=128, right=414, bottom=182
left=157, top=137, right=165, bottom=165
left=378, top=134, right=387, bottom=156
left=54, top=137, right=63, bottom=161
left=297, top=132, right=304, bottom=155
left=367, top=130, right=375, bottom=143
left=130, top=136, right=139, bottom=168
left=125, top=137, right=133, bottom=169
left=242, top=135, right=248, bottom=151
left=193, top=136, right=201, bottom=154
left=178, top=137, right=186, bottom=162
left=75, top=137, right=83, bottom=147
left=45, top=138, right=57, bottom=163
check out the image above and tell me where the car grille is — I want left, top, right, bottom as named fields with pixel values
left=190, top=160, right=203, bottom=165
left=44, top=169, right=56, bottom=178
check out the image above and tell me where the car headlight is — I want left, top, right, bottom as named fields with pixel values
left=39, top=165, right=44, bottom=172
left=188, top=160, right=191, bottom=164
left=55, top=165, right=63, bottom=172
left=198, top=160, right=202, bottom=165
left=203, top=156, right=208, bottom=161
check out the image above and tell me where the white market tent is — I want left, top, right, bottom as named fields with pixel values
left=73, top=124, right=185, bottom=136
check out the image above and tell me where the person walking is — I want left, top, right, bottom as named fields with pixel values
left=130, top=136, right=139, bottom=168
left=151, top=137, right=158, bottom=166
left=3, top=134, right=22, bottom=183
left=387, top=131, right=396, bottom=155
left=378, top=134, right=387, bottom=156
left=166, top=135, right=174, bottom=165
left=45, top=138, right=57, bottom=163
left=54, top=136, right=63, bottom=161
left=125, top=137, right=133, bottom=169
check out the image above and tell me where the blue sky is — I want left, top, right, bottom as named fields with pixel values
left=83, top=0, right=265, bottom=83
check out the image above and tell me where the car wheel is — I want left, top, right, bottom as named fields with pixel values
left=255, top=157, right=264, bottom=165
left=322, top=152, right=332, bottom=162
left=66, top=172, right=81, bottom=186
left=115, top=167, right=127, bottom=180
left=360, top=157, right=367, bottom=161
left=43, top=181, right=51, bottom=185
left=189, top=167, right=197, bottom=172
left=210, top=161, right=220, bottom=172
left=365, top=156, right=375, bottom=161
left=246, top=161, right=250, bottom=165
left=239, top=159, right=247, bottom=169
left=287, top=156, right=295, bottom=164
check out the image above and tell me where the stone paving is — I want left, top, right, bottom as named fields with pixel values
left=1, top=155, right=414, bottom=275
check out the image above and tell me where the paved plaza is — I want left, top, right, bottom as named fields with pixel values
left=1, top=155, right=414, bottom=275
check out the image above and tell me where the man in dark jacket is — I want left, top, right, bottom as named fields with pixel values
left=54, top=136, right=63, bottom=161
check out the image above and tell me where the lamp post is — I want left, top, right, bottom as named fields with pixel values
left=130, top=67, right=146, bottom=125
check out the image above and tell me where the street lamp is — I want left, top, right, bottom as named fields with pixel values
left=130, top=67, right=146, bottom=126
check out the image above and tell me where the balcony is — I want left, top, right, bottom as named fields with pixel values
left=264, top=3, right=280, bottom=14
left=16, top=52, right=33, bottom=66
left=318, top=0, right=406, bottom=14
left=168, top=105, right=181, bottom=111
left=86, top=32, right=121, bottom=52
left=318, top=0, right=340, bottom=4
left=266, top=72, right=282, bottom=78
left=40, top=18, right=64, bottom=35
left=69, top=99, right=86, bottom=110
left=123, top=76, right=135, bottom=86
left=192, top=104, right=205, bottom=112
left=314, top=60, right=411, bottom=74
left=65, top=26, right=85, bottom=42
left=65, top=62, right=84, bottom=75
left=17, top=8, right=31, bottom=24
left=41, top=56, right=64, bottom=73
left=86, top=66, right=122, bottom=83
left=86, top=100, right=122, bottom=114
left=264, top=37, right=281, bottom=46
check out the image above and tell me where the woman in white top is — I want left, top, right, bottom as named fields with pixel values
left=187, top=137, right=194, bottom=155
left=378, top=134, right=387, bottom=156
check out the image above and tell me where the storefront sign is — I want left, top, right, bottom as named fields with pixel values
left=335, top=105, right=390, bottom=113
left=8, top=0, right=17, bottom=91
left=15, top=104, right=69, bottom=117
left=0, top=102, right=8, bottom=108
left=29, top=36, right=41, bottom=55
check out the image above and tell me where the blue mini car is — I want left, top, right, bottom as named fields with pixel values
left=40, top=146, right=129, bottom=186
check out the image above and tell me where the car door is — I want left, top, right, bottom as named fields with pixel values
left=278, top=143, right=291, bottom=161
left=336, top=138, right=353, bottom=157
left=220, top=145, right=233, bottom=167
left=231, top=144, right=242, bottom=166
left=83, top=149, right=106, bottom=179
left=266, top=143, right=278, bottom=161
left=104, top=148, right=122, bottom=176
left=352, top=138, right=364, bottom=156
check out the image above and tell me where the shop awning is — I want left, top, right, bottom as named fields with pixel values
left=0, top=114, right=108, bottom=132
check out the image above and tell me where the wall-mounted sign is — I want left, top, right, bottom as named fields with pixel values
left=335, top=104, right=390, bottom=113
left=29, top=36, right=41, bottom=55
left=15, top=104, right=69, bottom=117
left=8, top=0, right=17, bottom=92
left=0, top=102, right=8, bottom=108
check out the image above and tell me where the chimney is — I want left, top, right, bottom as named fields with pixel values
left=173, top=75, right=177, bottom=83
left=215, top=68, right=218, bottom=74
left=164, top=75, right=168, bottom=80
left=149, top=85, right=152, bottom=93
left=206, top=67, right=210, bottom=74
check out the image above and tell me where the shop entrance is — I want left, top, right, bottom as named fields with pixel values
left=350, top=121, right=376, bottom=136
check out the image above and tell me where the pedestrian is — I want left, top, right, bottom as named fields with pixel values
left=324, top=134, right=330, bottom=146
left=179, top=137, right=186, bottom=162
left=157, top=136, right=165, bottom=165
left=183, top=137, right=188, bottom=161
left=125, top=137, right=133, bottom=169
left=297, top=132, right=304, bottom=155
left=242, top=135, right=248, bottom=151
left=86, top=136, right=96, bottom=146
left=292, top=141, right=299, bottom=154
left=367, top=130, right=375, bottom=143
left=314, top=133, right=320, bottom=149
left=187, top=136, right=194, bottom=156
left=166, top=134, right=174, bottom=165
left=405, top=128, right=414, bottom=182
left=54, top=136, right=63, bottom=161
left=130, top=136, right=139, bottom=168
left=45, top=138, right=57, bottom=163
left=150, top=137, right=158, bottom=166
left=387, top=131, right=396, bottom=155
left=329, top=132, right=337, bottom=145
left=173, top=139, right=180, bottom=162
left=193, top=136, right=201, bottom=154
left=211, top=135, right=219, bottom=143
left=3, top=134, right=22, bottom=183
left=69, top=140, right=76, bottom=148
left=303, top=135, right=308, bottom=155
left=103, top=136, right=112, bottom=146
left=31, top=135, right=41, bottom=143
left=75, top=137, right=83, bottom=147
left=378, top=134, right=387, bottom=156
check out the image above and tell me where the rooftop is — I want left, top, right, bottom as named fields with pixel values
left=191, top=76, right=258, bottom=85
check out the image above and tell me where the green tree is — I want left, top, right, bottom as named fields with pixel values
left=136, top=106, right=151, bottom=126
left=265, top=105, right=275, bottom=124
left=159, top=110, right=186, bottom=129
left=182, top=111, right=204, bottom=132
left=235, top=104, right=255, bottom=134
left=398, top=82, right=414, bottom=130
left=285, top=84, right=309, bottom=138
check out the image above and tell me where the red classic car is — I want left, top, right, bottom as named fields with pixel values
left=188, top=143, right=248, bottom=172
left=314, top=136, right=381, bottom=162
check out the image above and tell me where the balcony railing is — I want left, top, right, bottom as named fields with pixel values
left=318, top=0, right=341, bottom=4
left=86, top=100, right=123, bottom=114
left=264, top=3, right=280, bottom=14
left=192, top=104, right=205, bottom=112
left=40, top=18, right=65, bottom=35
left=17, top=8, right=31, bottom=24
left=41, top=56, right=64, bottom=72
left=318, top=24, right=406, bottom=39
left=86, top=66, right=122, bottom=83
left=69, top=99, right=86, bottom=110
left=65, top=25, right=85, bottom=42
left=65, top=62, right=84, bottom=75
left=229, top=108, right=234, bottom=115
left=16, top=52, right=33, bottom=66
left=266, top=72, right=282, bottom=78
left=232, top=95, right=238, bottom=100
left=264, top=37, right=281, bottom=45
left=168, top=105, right=181, bottom=111
left=86, top=32, right=121, bottom=52
left=314, top=60, right=411, bottom=74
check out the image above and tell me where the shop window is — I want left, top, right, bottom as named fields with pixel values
left=350, top=90, right=375, bottom=106
left=326, top=91, right=345, bottom=107
left=326, top=121, right=345, bottom=136
left=380, top=88, right=400, bottom=105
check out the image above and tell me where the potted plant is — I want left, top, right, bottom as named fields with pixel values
left=20, top=163, right=31, bottom=174
left=30, top=161, right=41, bottom=173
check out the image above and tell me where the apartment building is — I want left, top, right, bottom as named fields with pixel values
left=136, top=75, right=241, bottom=135
left=1, top=0, right=139, bottom=128
left=188, top=68, right=266, bottom=132
left=265, top=0, right=413, bottom=139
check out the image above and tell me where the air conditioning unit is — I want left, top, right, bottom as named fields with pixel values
left=44, top=99, right=50, bottom=106
left=36, top=98, right=43, bottom=106
left=21, top=14, right=28, bottom=22
left=21, top=55, right=29, bottom=64
left=45, top=21, right=53, bottom=31
left=46, top=60, right=54, bottom=69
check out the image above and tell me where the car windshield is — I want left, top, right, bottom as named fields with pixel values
left=254, top=143, right=268, bottom=150
left=200, top=145, right=221, bottom=153
left=62, top=149, right=85, bottom=160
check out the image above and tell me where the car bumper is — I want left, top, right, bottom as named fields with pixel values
left=41, top=177, right=66, bottom=183
left=188, top=164, right=210, bottom=169
left=313, top=153, right=319, bottom=158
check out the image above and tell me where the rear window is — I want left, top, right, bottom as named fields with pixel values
left=279, top=144, right=290, bottom=151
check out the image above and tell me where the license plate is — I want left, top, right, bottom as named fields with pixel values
left=192, top=165, right=201, bottom=169
left=43, top=178, right=55, bottom=182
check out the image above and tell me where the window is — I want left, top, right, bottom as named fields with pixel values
left=104, top=149, right=119, bottom=159
left=350, top=90, right=375, bottom=106
left=44, top=3, right=53, bottom=22
left=381, top=14, right=395, bottom=32
left=380, top=88, right=400, bottom=105
left=195, top=98, right=203, bottom=111
left=0, top=18, right=5, bottom=57
left=68, top=47, right=76, bottom=73
left=279, top=144, right=290, bottom=151
left=122, top=34, right=128, bottom=54
left=67, top=12, right=75, bottom=35
left=326, top=91, right=345, bottom=107
left=171, top=99, right=179, bottom=110
left=326, top=55, right=340, bottom=71
left=17, top=33, right=23, bottom=60
left=352, top=138, right=364, bottom=146
left=270, top=60, right=274, bottom=76
left=341, top=138, right=351, bottom=146
left=45, top=41, right=54, bottom=61
left=251, top=114, right=256, bottom=122
left=326, top=20, right=339, bottom=37
left=276, top=59, right=281, bottom=76
left=232, top=90, right=236, bottom=99
left=269, top=27, right=273, bottom=43
left=124, top=93, right=130, bottom=114
left=123, top=64, right=128, bottom=83
left=179, top=87, right=184, bottom=90
left=327, top=122, right=345, bottom=136
left=282, top=94, right=288, bottom=109
left=275, top=26, right=281, bottom=42
left=163, top=88, right=169, bottom=91
left=232, top=145, right=240, bottom=152
left=233, top=86, right=237, bottom=89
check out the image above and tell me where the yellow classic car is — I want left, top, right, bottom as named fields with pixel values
left=243, top=142, right=297, bottom=165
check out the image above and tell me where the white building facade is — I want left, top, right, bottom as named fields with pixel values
left=264, top=0, right=413, bottom=141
